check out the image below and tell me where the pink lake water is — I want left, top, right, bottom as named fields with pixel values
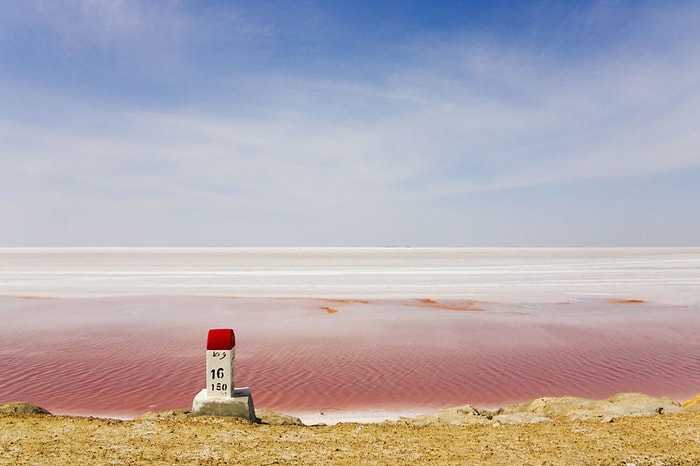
left=1, top=248, right=699, bottom=423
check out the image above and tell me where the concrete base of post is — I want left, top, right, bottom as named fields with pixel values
left=192, top=387, right=256, bottom=422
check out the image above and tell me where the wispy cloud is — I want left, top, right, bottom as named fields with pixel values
left=2, top=0, right=700, bottom=245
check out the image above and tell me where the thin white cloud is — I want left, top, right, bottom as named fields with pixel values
left=0, top=0, right=187, bottom=78
left=2, top=0, right=700, bottom=245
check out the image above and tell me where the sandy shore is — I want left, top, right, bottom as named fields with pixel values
left=3, top=394, right=700, bottom=465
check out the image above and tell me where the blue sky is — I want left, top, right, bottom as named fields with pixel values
left=2, top=0, right=699, bottom=246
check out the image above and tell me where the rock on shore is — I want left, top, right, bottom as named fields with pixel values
left=403, top=392, right=687, bottom=427
left=0, top=402, right=52, bottom=415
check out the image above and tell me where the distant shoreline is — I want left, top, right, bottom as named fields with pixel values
left=2, top=247, right=699, bottom=304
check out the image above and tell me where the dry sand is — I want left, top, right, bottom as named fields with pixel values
left=2, top=395, right=700, bottom=465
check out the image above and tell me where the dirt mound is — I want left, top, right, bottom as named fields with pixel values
left=402, top=392, right=684, bottom=426
left=0, top=402, right=52, bottom=415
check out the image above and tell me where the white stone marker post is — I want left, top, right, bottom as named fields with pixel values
left=192, top=328, right=256, bottom=421
left=206, top=328, right=235, bottom=398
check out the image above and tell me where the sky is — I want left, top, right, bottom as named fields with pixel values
left=1, top=0, right=699, bottom=247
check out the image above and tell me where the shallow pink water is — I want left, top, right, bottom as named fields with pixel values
left=1, top=296, right=699, bottom=417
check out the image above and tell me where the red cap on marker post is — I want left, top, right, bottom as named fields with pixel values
left=207, top=328, right=235, bottom=351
